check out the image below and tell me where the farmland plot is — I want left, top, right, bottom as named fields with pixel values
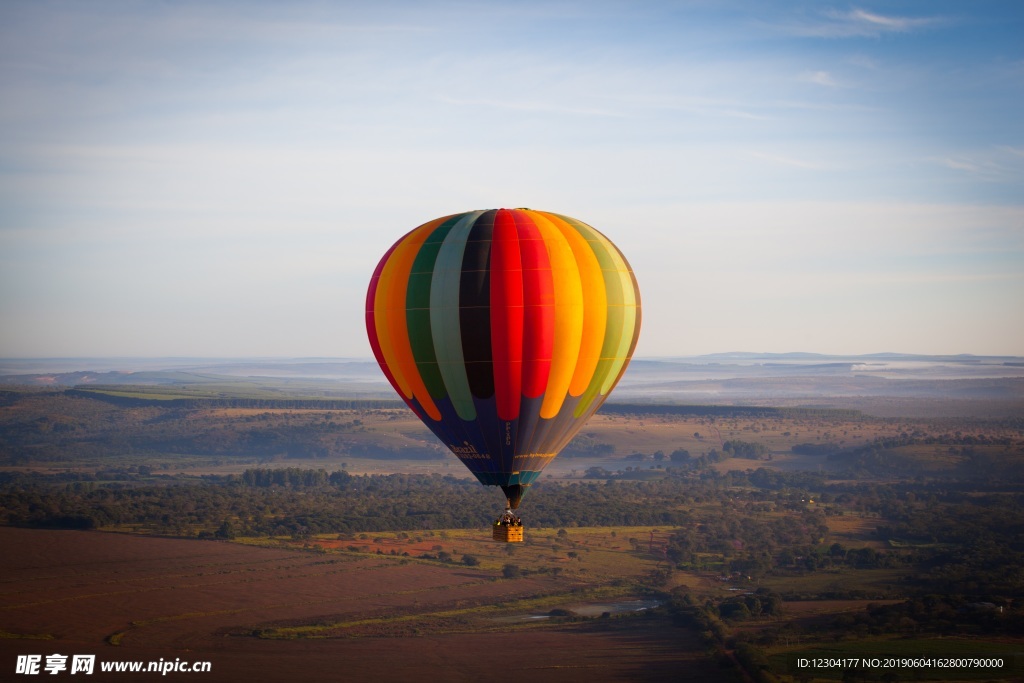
left=0, top=527, right=716, bottom=682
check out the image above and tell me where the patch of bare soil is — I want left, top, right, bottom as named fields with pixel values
left=0, top=528, right=714, bottom=682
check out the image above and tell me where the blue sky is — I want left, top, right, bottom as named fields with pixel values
left=1, top=0, right=1021, bottom=358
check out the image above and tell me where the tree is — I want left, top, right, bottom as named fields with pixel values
left=670, top=449, right=691, bottom=463
left=215, top=520, right=236, bottom=539
left=719, top=600, right=751, bottom=620
left=502, top=563, right=522, bottom=579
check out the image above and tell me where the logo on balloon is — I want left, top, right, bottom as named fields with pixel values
left=449, top=442, right=488, bottom=459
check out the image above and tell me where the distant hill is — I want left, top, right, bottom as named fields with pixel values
left=2, top=354, right=1022, bottom=418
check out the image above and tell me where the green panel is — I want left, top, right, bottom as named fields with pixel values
left=407, top=217, right=460, bottom=400
left=430, top=211, right=481, bottom=421
left=555, top=216, right=639, bottom=418
left=599, top=267, right=639, bottom=393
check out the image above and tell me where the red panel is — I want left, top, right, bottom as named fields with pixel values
left=490, top=209, right=524, bottom=420
left=513, top=210, right=555, bottom=398
left=365, top=238, right=404, bottom=399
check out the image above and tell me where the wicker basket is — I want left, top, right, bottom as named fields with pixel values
left=492, top=523, right=524, bottom=543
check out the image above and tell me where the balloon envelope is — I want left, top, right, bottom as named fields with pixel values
left=366, top=209, right=641, bottom=508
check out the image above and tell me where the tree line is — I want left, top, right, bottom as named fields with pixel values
left=3, top=465, right=1021, bottom=605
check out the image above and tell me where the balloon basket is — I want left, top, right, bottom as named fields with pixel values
left=492, top=509, right=524, bottom=543
left=493, top=523, right=524, bottom=543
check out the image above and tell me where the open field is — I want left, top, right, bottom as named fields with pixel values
left=4, top=387, right=1021, bottom=482
left=2, top=364, right=1023, bottom=681
left=0, top=527, right=721, bottom=683
left=5, top=507, right=1020, bottom=681
left=3, top=493, right=1023, bottom=681
left=269, top=525, right=694, bottom=589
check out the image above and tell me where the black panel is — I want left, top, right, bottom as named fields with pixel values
left=500, top=484, right=528, bottom=510
left=460, top=210, right=496, bottom=398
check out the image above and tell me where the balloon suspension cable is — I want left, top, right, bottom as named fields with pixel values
left=496, top=500, right=522, bottom=527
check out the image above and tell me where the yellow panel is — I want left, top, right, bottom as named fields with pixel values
left=538, top=212, right=608, bottom=397
left=527, top=212, right=583, bottom=419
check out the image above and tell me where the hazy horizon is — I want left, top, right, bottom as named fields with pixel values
left=4, top=352, right=1022, bottom=420
left=5, top=351, right=1024, bottom=382
left=4, top=349, right=1024, bottom=363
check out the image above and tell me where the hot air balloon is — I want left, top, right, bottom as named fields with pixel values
left=365, top=209, right=641, bottom=541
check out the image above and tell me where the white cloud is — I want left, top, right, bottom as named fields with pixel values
left=939, top=157, right=981, bottom=173
left=434, top=95, right=625, bottom=118
left=803, top=70, right=838, bottom=87
left=841, top=8, right=939, bottom=33
left=931, top=148, right=1024, bottom=183
left=772, top=7, right=946, bottom=38
left=746, top=150, right=823, bottom=169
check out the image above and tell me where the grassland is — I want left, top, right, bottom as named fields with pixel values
left=0, top=526, right=722, bottom=683
left=2, top=382, right=1022, bottom=682
left=5, top=506, right=1015, bottom=682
